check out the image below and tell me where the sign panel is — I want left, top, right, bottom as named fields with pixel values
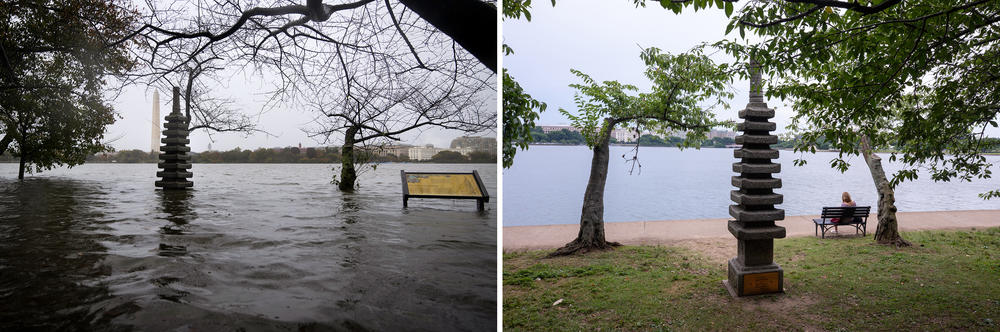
left=742, top=272, right=780, bottom=295
left=400, top=170, right=490, bottom=210
left=405, top=173, right=482, bottom=197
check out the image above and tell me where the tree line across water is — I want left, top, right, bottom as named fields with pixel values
left=531, top=127, right=1000, bottom=152
left=0, top=147, right=496, bottom=164
left=532, top=128, right=810, bottom=149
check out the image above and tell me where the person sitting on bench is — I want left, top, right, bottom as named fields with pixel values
left=830, top=192, right=857, bottom=234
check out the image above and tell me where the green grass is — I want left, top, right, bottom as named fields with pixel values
left=503, top=228, right=1000, bottom=331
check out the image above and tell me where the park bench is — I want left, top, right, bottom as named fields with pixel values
left=812, top=206, right=871, bottom=238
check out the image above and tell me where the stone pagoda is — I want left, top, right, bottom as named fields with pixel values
left=723, top=59, right=786, bottom=297
left=155, top=87, right=193, bottom=189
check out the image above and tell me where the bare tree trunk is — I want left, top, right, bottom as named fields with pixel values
left=860, top=135, right=911, bottom=247
left=18, top=154, right=25, bottom=180
left=550, top=119, right=621, bottom=256
left=339, top=126, right=360, bottom=192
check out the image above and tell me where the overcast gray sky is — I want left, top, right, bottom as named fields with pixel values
left=104, top=1, right=497, bottom=153
left=504, top=0, right=764, bottom=131
left=106, top=72, right=496, bottom=153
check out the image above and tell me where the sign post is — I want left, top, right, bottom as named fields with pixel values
left=401, top=170, right=490, bottom=211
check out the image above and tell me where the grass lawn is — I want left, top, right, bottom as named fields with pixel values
left=503, top=228, right=1000, bottom=331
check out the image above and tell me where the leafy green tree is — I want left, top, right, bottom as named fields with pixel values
left=503, top=70, right=547, bottom=167
left=706, top=0, right=1000, bottom=246
left=115, top=150, right=157, bottom=163
left=430, top=150, right=469, bottom=163
left=501, top=0, right=733, bottom=167
left=638, top=134, right=667, bottom=146
left=551, top=48, right=732, bottom=256
left=502, top=0, right=551, bottom=168
left=468, top=151, right=497, bottom=163
left=0, top=0, right=137, bottom=179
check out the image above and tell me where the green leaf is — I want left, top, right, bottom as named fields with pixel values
left=724, top=1, right=733, bottom=17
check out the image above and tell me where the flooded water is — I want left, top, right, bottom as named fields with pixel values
left=0, top=163, right=496, bottom=331
left=504, top=145, right=1000, bottom=226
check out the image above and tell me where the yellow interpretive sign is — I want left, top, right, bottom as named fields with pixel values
left=405, top=174, right=482, bottom=197
left=742, top=272, right=781, bottom=295
left=400, top=170, right=490, bottom=211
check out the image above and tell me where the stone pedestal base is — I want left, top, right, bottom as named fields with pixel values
left=724, top=257, right=783, bottom=297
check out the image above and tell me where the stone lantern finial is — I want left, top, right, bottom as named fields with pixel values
left=749, top=58, right=764, bottom=103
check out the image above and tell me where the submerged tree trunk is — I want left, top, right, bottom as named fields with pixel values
left=18, top=154, right=25, bottom=180
left=860, top=135, right=911, bottom=247
left=550, top=119, right=621, bottom=256
left=339, top=126, right=360, bottom=192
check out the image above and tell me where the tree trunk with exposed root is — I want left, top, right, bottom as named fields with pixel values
left=860, top=135, right=911, bottom=247
left=550, top=120, right=622, bottom=256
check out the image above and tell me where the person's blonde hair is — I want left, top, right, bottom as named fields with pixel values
left=842, top=192, right=852, bottom=203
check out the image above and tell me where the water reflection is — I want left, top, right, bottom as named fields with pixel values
left=337, top=194, right=365, bottom=270
left=339, top=192, right=362, bottom=225
left=157, top=190, right=194, bottom=257
left=0, top=178, right=126, bottom=330
left=158, top=189, right=195, bottom=226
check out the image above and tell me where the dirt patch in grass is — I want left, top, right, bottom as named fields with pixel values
left=748, top=293, right=819, bottom=313
left=667, top=238, right=733, bottom=264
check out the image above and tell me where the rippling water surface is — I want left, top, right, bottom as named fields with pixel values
left=0, top=163, right=496, bottom=331
left=504, top=145, right=1000, bottom=226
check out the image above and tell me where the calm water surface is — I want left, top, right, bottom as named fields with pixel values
left=0, top=163, right=495, bottom=331
left=504, top=145, right=999, bottom=226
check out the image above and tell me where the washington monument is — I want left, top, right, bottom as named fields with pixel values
left=151, top=90, right=160, bottom=153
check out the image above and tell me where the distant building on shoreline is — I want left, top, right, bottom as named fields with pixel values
left=372, top=144, right=413, bottom=159
left=404, top=136, right=497, bottom=161
left=708, top=129, right=737, bottom=139
left=450, top=136, right=496, bottom=152
left=610, top=128, right=639, bottom=142
left=539, top=125, right=580, bottom=133
left=408, top=144, right=446, bottom=161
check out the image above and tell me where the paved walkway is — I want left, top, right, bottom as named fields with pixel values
left=503, top=209, right=1000, bottom=251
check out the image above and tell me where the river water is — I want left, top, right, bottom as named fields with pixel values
left=504, top=145, right=999, bottom=226
left=0, top=163, right=496, bottom=331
